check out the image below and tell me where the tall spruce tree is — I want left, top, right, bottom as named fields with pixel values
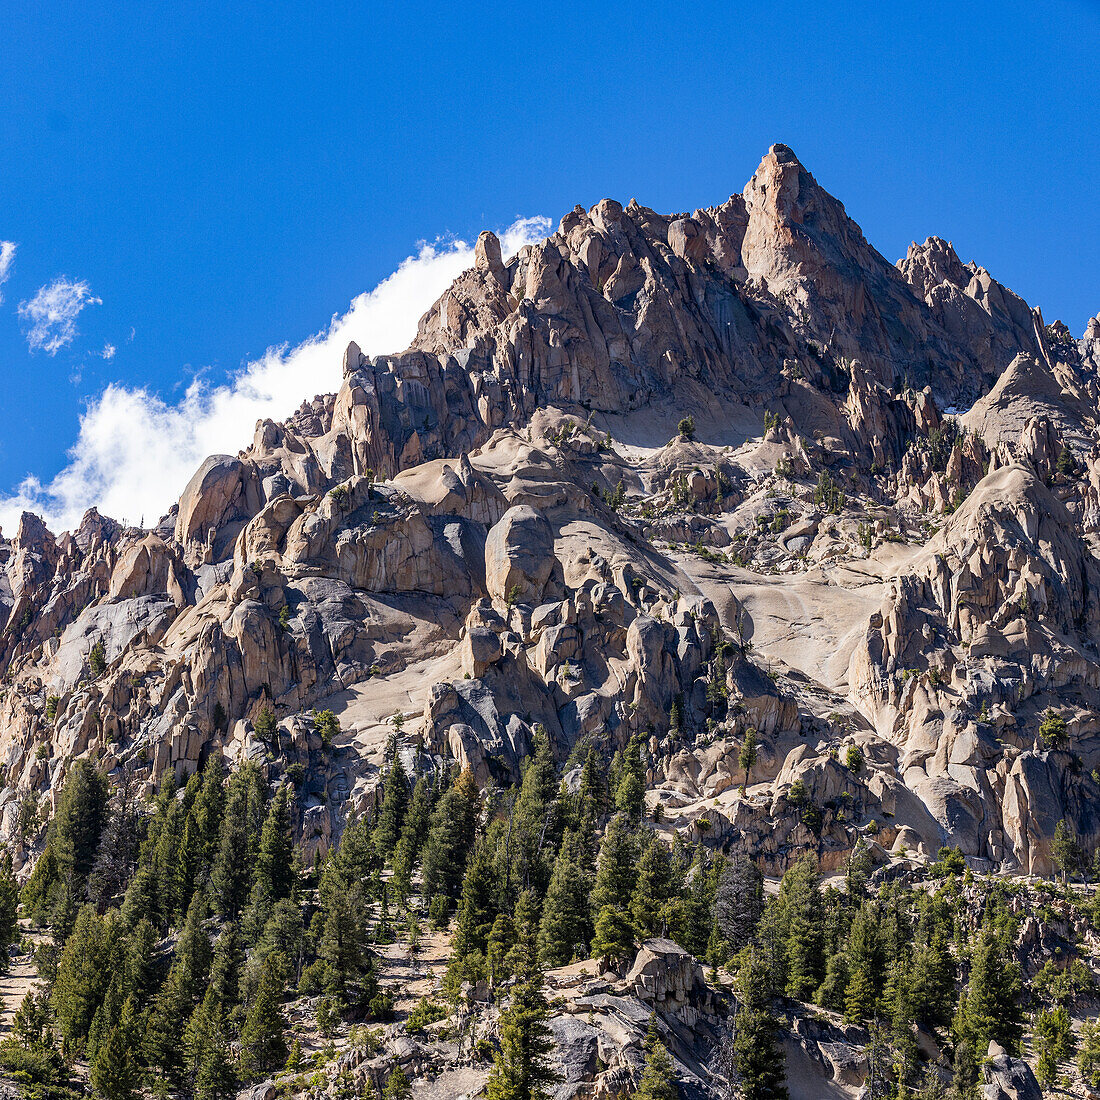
left=90, top=1015, right=139, bottom=1100
left=194, top=1005, right=238, bottom=1100
left=592, top=905, right=635, bottom=965
left=255, top=783, right=295, bottom=904
left=959, top=927, right=1024, bottom=1054
left=634, top=1015, right=678, bottom=1100
left=175, top=890, right=214, bottom=1006
left=318, top=884, right=367, bottom=993
left=51, top=904, right=115, bottom=1055
left=447, top=839, right=499, bottom=988
left=239, top=954, right=288, bottom=1080
left=777, top=854, right=823, bottom=1001
left=373, top=750, right=410, bottom=861
left=734, top=955, right=789, bottom=1100
left=22, top=759, right=109, bottom=924
left=484, top=941, right=559, bottom=1100
left=615, top=735, right=646, bottom=821
left=421, top=769, right=481, bottom=905
left=630, top=836, right=676, bottom=937
left=843, top=904, right=879, bottom=1024
left=508, top=728, right=561, bottom=898
left=211, top=778, right=253, bottom=920
left=0, top=853, right=18, bottom=962
left=537, top=828, right=593, bottom=967
left=145, top=968, right=188, bottom=1083
left=591, top=813, right=638, bottom=915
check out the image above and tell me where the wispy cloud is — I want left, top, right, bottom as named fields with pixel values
left=0, top=218, right=549, bottom=536
left=19, top=277, right=101, bottom=354
left=100, top=343, right=117, bottom=360
left=0, top=241, right=15, bottom=303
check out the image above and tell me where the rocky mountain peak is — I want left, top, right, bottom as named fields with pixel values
left=1, top=144, right=1098, bottom=1099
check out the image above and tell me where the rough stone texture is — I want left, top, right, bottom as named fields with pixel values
left=1, top=142, right=1098, bottom=891
left=981, top=1042, right=1042, bottom=1100
left=484, top=505, right=558, bottom=605
left=624, top=939, right=708, bottom=1010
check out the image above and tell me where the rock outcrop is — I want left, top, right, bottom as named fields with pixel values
left=2, top=142, right=1098, bottom=892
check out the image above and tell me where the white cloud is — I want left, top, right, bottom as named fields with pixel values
left=0, top=218, right=549, bottom=536
left=0, top=241, right=15, bottom=302
left=100, top=343, right=117, bottom=360
left=19, top=277, right=102, bottom=354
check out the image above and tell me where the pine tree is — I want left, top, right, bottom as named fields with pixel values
left=615, top=735, right=645, bottom=820
left=667, top=852, right=712, bottom=957
left=120, top=918, right=155, bottom=1010
left=843, top=904, right=879, bottom=1024
left=193, top=755, right=227, bottom=860
left=739, top=728, right=758, bottom=790
left=734, top=1011, right=788, bottom=1100
left=150, top=791, right=187, bottom=921
left=421, top=769, right=481, bottom=905
left=488, top=913, right=516, bottom=988
left=373, top=753, right=410, bottom=861
left=52, top=759, right=110, bottom=889
left=537, top=829, right=593, bottom=967
left=1051, top=818, right=1081, bottom=883
left=382, top=1065, right=412, bottom=1100
left=447, top=839, right=498, bottom=989
left=255, top=783, right=296, bottom=903
left=591, top=813, right=638, bottom=915
left=734, top=955, right=789, bottom=1100
left=318, top=882, right=367, bottom=993
left=209, top=921, right=244, bottom=1013
left=863, top=1018, right=895, bottom=1100
left=1034, top=1005, right=1074, bottom=1087
left=87, top=783, right=142, bottom=911
left=815, top=950, right=850, bottom=1013
left=960, top=927, right=1024, bottom=1054
left=909, top=929, right=954, bottom=1030
left=86, top=953, right=129, bottom=1067
left=183, top=987, right=217, bottom=1084
left=332, top=815, right=378, bottom=893
left=508, top=728, right=561, bottom=898
left=145, top=969, right=188, bottom=1083
left=259, top=898, right=306, bottom=988
left=754, top=903, right=788, bottom=1000
left=484, top=942, right=560, bottom=1100
left=211, top=779, right=252, bottom=920
left=0, top=853, right=19, bottom=961
left=634, top=1014, right=678, bottom=1100
left=1078, top=1017, right=1100, bottom=1087
left=120, top=862, right=159, bottom=931
left=51, top=904, right=115, bottom=1055
left=592, top=904, right=635, bottom=965
left=392, top=774, right=435, bottom=898
left=194, top=1006, right=237, bottom=1100
left=844, top=837, right=873, bottom=900
left=90, top=1018, right=139, bottom=1100
left=577, top=747, right=606, bottom=832
left=777, top=854, right=823, bottom=1001
left=630, top=836, right=676, bottom=938
left=174, top=890, right=214, bottom=1006
left=239, top=954, right=288, bottom=1079
left=22, top=759, right=108, bottom=924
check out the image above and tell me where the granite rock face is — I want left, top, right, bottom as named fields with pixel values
left=981, top=1042, right=1043, bottom=1100
left=1, top=143, right=1098, bottom=891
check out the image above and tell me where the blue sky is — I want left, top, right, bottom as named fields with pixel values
left=0, top=0, right=1097, bottom=532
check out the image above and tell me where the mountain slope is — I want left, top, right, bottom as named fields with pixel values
left=1, top=143, right=1098, bottom=883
